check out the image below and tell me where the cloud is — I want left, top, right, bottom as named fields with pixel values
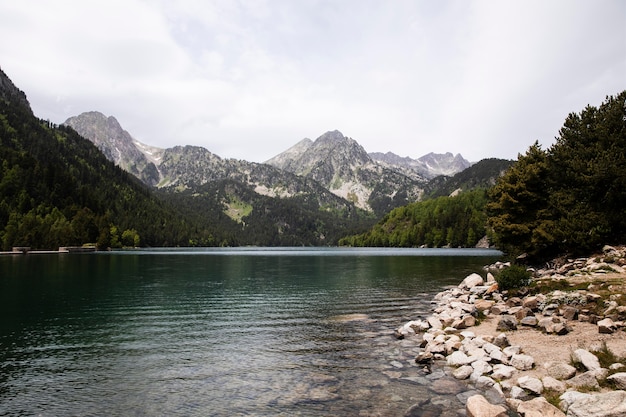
left=0, top=0, right=624, bottom=163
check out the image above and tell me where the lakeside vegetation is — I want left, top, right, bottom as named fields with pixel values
left=341, top=91, right=626, bottom=261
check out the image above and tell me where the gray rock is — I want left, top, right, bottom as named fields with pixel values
left=572, top=348, right=601, bottom=371
left=541, top=376, right=566, bottom=394
left=522, top=296, right=539, bottom=311
left=510, top=385, right=529, bottom=400
left=565, top=390, right=626, bottom=417
left=606, top=372, right=626, bottom=389
left=517, top=375, right=543, bottom=395
left=503, top=345, right=522, bottom=358
left=460, top=273, right=484, bottom=289
left=447, top=351, right=474, bottom=366
left=514, top=307, right=534, bottom=320
left=597, top=317, right=616, bottom=334
left=561, top=306, right=578, bottom=321
left=415, top=351, right=434, bottom=364
left=496, top=315, right=518, bottom=331
left=517, top=397, right=566, bottom=417
left=491, top=364, right=516, bottom=380
left=471, top=360, right=493, bottom=377
left=493, top=333, right=510, bottom=348
left=427, top=315, right=443, bottom=330
left=520, top=316, right=538, bottom=327
left=453, top=365, right=474, bottom=380
left=567, top=371, right=600, bottom=390
left=510, top=354, right=534, bottom=371
left=544, top=361, right=577, bottom=380
left=559, top=391, right=592, bottom=413
left=465, top=394, right=508, bottom=417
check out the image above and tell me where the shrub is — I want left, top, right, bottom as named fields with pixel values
left=495, top=265, right=532, bottom=291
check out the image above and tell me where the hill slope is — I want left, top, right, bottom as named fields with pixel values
left=0, top=67, right=231, bottom=249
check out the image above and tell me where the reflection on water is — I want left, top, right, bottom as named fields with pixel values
left=0, top=248, right=501, bottom=416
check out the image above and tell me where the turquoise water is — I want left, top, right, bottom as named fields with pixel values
left=0, top=248, right=501, bottom=416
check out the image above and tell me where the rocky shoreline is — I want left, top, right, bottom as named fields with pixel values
left=397, top=245, right=626, bottom=417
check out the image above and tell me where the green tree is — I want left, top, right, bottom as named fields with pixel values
left=487, top=142, right=551, bottom=257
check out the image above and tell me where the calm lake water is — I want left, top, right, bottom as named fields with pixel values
left=0, top=247, right=501, bottom=416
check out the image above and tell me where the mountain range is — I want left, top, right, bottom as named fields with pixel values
left=1, top=64, right=511, bottom=248
left=64, top=112, right=473, bottom=216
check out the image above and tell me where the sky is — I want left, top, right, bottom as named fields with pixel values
left=0, top=1, right=624, bottom=163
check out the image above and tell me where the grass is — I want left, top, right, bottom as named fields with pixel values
left=543, top=389, right=563, bottom=408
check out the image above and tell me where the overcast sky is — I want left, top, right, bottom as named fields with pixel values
left=1, top=1, right=624, bottom=163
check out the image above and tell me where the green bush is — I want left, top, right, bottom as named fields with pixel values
left=495, top=265, right=531, bottom=291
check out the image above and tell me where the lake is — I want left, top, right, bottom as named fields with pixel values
left=0, top=247, right=501, bottom=416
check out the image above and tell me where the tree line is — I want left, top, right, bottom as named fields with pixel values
left=341, top=91, right=625, bottom=261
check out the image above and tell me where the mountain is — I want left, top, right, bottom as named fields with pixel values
left=369, top=151, right=471, bottom=180
left=0, top=67, right=233, bottom=249
left=64, top=112, right=160, bottom=185
left=265, top=130, right=426, bottom=214
left=423, top=158, right=514, bottom=198
left=64, top=113, right=376, bottom=244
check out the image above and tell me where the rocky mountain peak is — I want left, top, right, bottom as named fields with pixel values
left=64, top=111, right=162, bottom=186
left=370, top=151, right=471, bottom=180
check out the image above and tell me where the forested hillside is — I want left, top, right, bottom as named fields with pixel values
left=339, top=189, right=488, bottom=248
left=0, top=68, right=230, bottom=249
left=0, top=68, right=374, bottom=249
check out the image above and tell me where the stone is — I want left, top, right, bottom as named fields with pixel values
left=510, top=385, right=529, bottom=400
left=403, top=399, right=443, bottom=417
left=447, top=351, right=474, bottom=366
left=541, top=376, right=566, bottom=393
left=415, top=351, right=434, bottom=364
left=606, top=372, right=626, bottom=389
left=453, top=365, right=474, bottom=380
left=567, top=371, right=600, bottom=390
left=510, top=354, right=534, bottom=371
left=561, top=306, right=578, bottom=321
left=572, top=348, right=601, bottom=371
left=427, top=316, right=443, bottom=330
left=565, top=390, right=626, bottom=417
left=496, top=315, right=518, bottom=331
left=558, top=391, right=591, bottom=412
left=517, top=375, right=543, bottom=395
left=493, top=333, right=510, bottom=348
left=430, top=377, right=465, bottom=394
left=471, top=360, right=493, bottom=377
left=514, top=307, right=534, bottom=321
left=460, top=273, right=484, bottom=289
left=475, top=299, right=495, bottom=312
left=503, top=345, right=522, bottom=358
left=465, top=394, right=508, bottom=417
left=474, top=375, right=497, bottom=389
left=517, top=397, right=565, bottom=417
left=544, top=361, right=577, bottom=380
left=491, top=364, right=516, bottom=380
left=490, top=304, right=508, bottom=315
left=520, top=316, right=538, bottom=327
left=522, top=296, right=539, bottom=311
left=597, top=317, right=616, bottom=334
